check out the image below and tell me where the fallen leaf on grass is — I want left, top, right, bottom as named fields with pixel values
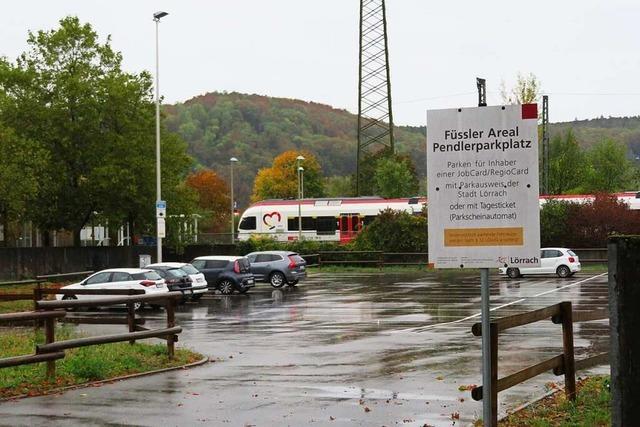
left=436, top=376, right=444, bottom=381
left=458, top=384, right=477, bottom=391
left=364, top=406, right=371, bottom=413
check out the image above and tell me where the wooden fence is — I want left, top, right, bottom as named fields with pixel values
left=470, top=301, right=609, bottom=426
left=0, top=290, right=183, bottom=379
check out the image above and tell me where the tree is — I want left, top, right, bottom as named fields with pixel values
left=324, top=175, right=354, bottom=197
left=185, top=169, right=230, bottom=233
left=252, top=150, right=324, bottom=202
left=583, top=139, right=634, bottom=192
left=0, top=123, right=48, bottom=245
left=0, top=17, right=193, bottom=244
left=356, top=147, right=420, bottom=197
left=500, top=72, right=541, bottom=104
left=548, top=130, right=585, bottom=195
left=351, top=208, right=427, bottom=252
left=373, top=156, right=420, bottom=198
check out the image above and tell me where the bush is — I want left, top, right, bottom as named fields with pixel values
left=351, top=208, right=427, bottom=252
left=540, top=194, right=640, bottom=247
left=235, top=234, right=342, bottom=255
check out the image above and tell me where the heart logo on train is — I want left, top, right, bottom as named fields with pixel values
left=262, top=211, right=281, bottom=230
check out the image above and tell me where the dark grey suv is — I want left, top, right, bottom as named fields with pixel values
left=246, top=251, right=307, bottom=288
left=190, top=256, right=255, bottom=295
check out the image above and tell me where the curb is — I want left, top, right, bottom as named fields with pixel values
left=1, top=355, right=211, bottom=402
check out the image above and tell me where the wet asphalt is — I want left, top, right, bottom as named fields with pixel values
left=0, top=270, right=610, bottom=426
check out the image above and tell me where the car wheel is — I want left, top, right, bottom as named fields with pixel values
left=556, top=265, right=571, bottom=278
left=287, top=279, right=299, bottom=287
left=219, top=279, right=235, bottom=295
left=62, top=295, right=77, bottom=311
left=269, top=272, right=285, bottom=288
left=506, top=268, right=520, bottom=279
left=133, top=301, right=143, bottom=311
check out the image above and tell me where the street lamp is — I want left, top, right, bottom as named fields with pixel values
left=153, top=10, right=168, bottom=262
left=230, top=157, right=238, bottom=243
left=296, top=155, right=305, bottom=241
left=298, top=166, right=305, bottom=241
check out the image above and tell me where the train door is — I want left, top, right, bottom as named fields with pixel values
left=339, top=213, right=361, bottom=243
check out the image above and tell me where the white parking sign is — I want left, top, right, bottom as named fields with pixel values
left=427, top=104, right=541, bottom=269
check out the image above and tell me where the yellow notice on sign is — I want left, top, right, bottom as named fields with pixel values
left=444, top=227, right=523, bottom=247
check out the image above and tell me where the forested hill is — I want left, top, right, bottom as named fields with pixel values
left=163, top=92, right=424, bottom=205
left=164, top=91, right=640, bottom=205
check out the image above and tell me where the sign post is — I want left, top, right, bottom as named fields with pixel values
left=156, top=200, right=167, bottom=259
left=427, top=103, right=540, bottom=425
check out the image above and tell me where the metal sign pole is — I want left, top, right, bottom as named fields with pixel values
left=480, top=267, right=492, bottom=425
left=476, top=77, right=492, bottom=426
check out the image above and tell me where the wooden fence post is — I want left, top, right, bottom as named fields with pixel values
left=33, top=285, right=43, bottom=331
left=166, top=297, right=176, bottom=359
left=127, top=302, right=136, bottom=345
left=490, top=322, right=498, bottom=427
left=44, top=316, right=55, bottom=379
left=559, top=301, right=576, bottom=401
left=608, top=236, right=640, bottom=426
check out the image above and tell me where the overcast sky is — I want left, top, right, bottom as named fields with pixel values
left=2, top=0, right=639, bottom=126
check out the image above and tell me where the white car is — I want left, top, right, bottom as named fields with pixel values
left=57, top=268, right=169, bottom=310
left=146, top=262, right=208, bottom=300
left=499, top=248, right=581, bottom=278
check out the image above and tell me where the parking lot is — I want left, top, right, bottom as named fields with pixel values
left=0, top=270, right=610, bottom=426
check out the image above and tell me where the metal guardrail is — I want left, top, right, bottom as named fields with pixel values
left=0, top=291, right=183, bottom=379
left=470, top=301, right=609, bottom=426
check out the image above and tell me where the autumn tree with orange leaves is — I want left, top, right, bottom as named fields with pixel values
left=252, top=151, right=324, bottom=202
left=186, top=169, right=230, bottom=233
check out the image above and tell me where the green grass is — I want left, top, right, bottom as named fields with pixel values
left=579, top=263, right=607, bottom=273
left=0, top=326, right=203, bottom=398
left=500, top=376, right=610, bottom=426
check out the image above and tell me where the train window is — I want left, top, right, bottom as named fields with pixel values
left=287, top=217, right=316, bottom=231
left=316, top=216, right=337, bottom=235
left=302, top=217, right=316, bottom=230
left=239, top=216, right=256, bottom=230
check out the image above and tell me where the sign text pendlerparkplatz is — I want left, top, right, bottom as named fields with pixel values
left=427, top=104, right=541, bottom=269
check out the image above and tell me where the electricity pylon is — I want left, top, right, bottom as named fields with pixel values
left=356, top=0, right=394, bottom=195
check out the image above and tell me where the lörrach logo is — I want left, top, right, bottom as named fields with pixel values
left=497, top=255, right=539, bottom=265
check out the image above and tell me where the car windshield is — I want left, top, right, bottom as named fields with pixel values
left=180, top=264, right=199, bottom=275
left=567, top=250, right=577, bottom=256
left=131, top=271, right=162, bottom=280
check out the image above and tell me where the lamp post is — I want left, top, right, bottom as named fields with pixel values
left=296, top=155, right=305, bottom=240
left=230, top=157, right=238, bottom=243
left=298, top=166, right=305, bottom=240
left=153, top=10, right=168, bottom=262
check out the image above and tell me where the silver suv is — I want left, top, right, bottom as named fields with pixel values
left=246, top=251, right=307, bottom=288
